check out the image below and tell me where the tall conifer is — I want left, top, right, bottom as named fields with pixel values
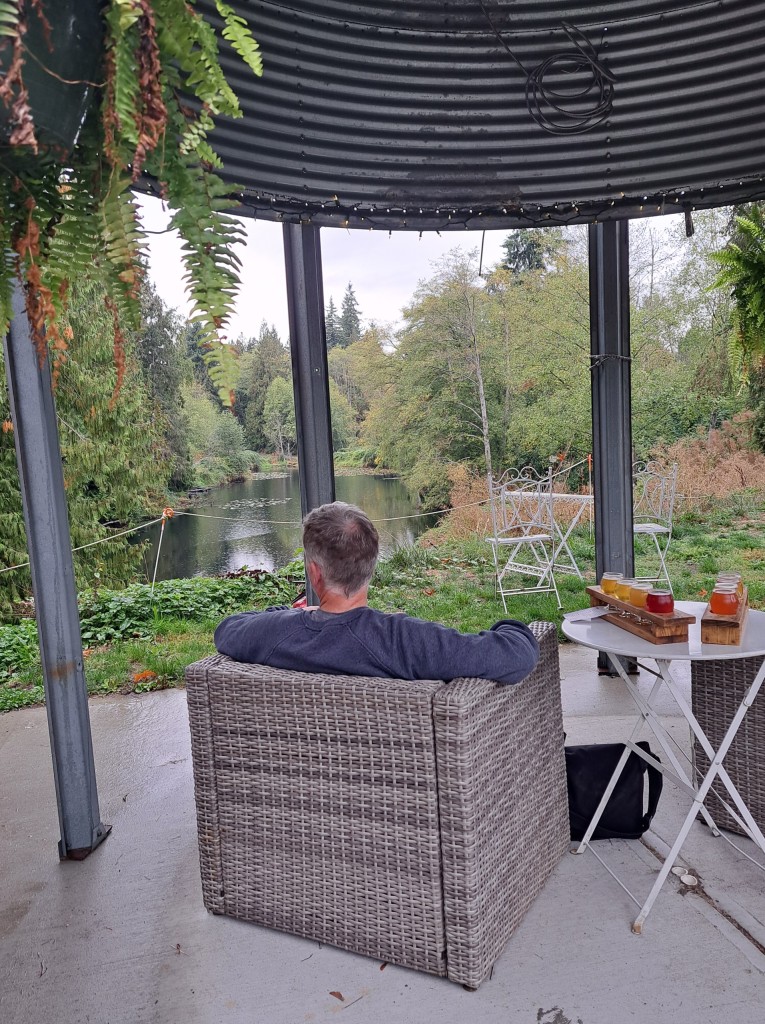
left=339, top=283, right=362, bottom=347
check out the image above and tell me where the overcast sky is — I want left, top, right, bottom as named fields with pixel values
left=139, top=195, right=509, bottom=343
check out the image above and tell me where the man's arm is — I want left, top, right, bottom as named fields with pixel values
left=214, top=608, right=295, bottom=664
left=365, top=615, right=540, bottom=685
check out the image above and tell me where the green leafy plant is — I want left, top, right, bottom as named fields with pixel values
left=0, top=0, right=262, bottom=402
left=77, top=570, right=301, bottom=644
left=0, top=616, right=37, bottom=675
left=711, top=205, right=765, bottom=368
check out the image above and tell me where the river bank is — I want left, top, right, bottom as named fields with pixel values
left=2, top=504, right=763, bottom=712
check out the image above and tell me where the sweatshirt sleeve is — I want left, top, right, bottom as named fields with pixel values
left=366, top=615, right=540, bottom=685
left=214, top=609, right=293, bottom=663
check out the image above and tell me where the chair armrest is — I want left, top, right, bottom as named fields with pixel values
left=432, top=621, right=568, bottom=987
left=186, top=654, right=230, bottom=914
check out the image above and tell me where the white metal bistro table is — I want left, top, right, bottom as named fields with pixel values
left=562, top=601, right=765, bottom=932
left=550, top=492, right=592, bottom=578
left=500, top=489, right=591, bottom=579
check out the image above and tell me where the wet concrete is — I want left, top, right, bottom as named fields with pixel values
left=1, top=647, right=764, bottom=1024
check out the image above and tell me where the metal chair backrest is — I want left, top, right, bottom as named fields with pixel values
left=490, top=465, right=555, bottom=538
left=632, top=461, right=678, bottom=528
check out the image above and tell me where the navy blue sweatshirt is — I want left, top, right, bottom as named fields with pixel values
left=214, top=606, right=539, bottom=685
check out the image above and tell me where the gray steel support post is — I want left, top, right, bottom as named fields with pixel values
left=4, top=284, right=108, bottom=859
left=283, top=223, right=335, bottom=604
left=589, top=220, right=635, bottom=674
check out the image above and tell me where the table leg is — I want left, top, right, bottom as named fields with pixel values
left=631, top=795, right=706, bottom=934
left=631, top=658, right=765, bottom=932
left=575, top=651, right=722, bottom=927
left=661, top=658, right=765, bottom=851
left=552, top=500, right=587, bottom=578
left=623, top=660, right=720, bottom=833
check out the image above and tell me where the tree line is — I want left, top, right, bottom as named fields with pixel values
left=0, top=208, right=762, bottom=616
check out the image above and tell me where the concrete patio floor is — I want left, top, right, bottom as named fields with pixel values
left=1, top=646, right=764, bottom=1024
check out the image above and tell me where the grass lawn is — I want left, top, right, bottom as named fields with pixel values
left=1, top=505, right=763, bottom=712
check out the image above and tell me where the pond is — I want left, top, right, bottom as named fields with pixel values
left=140, top=470, right=436, bottom=581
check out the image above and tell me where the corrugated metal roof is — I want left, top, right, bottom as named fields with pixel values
left=196, top=1, right=765, bottom=229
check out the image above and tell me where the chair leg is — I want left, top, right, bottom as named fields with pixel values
left=652, top=533, right=672, bottom=592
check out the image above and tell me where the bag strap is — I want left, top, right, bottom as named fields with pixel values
left=636, top=740, right=663, bottom=830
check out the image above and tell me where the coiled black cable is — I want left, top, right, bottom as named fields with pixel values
left=478, top=3, right=616, bottom=135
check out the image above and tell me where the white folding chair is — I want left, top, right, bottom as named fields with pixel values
left=486, top=467, right=562, bottom=611
left=547, top=457, right=592, bottom=579
left=632, top=460, right=678, bottom=592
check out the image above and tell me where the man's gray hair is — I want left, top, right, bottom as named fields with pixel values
left=302, top=501, right=379, bottom=597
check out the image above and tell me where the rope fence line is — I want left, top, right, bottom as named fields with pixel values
left=0, top=516, right=167, bottom=576
left=177, top=496, right=492, bottom=527
left=0, top=499, right=493, bottom=577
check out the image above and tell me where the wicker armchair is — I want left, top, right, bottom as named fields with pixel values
left=185, top=620, right=568, bottom=989
left=692, top=656, right=765, bottom=837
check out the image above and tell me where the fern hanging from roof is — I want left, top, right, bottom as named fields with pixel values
left=711, top=204, right=765, bottom=374
left=0, top=0, right=263, bottom=405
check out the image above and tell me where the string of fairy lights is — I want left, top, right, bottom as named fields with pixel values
left=223, top=177, right=765, bottom=232
left=186, top=2, right=765, bottom=231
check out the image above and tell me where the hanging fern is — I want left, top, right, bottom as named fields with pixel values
left=0, top=0, right=263, bottom=405
left=711, top=205, right=765, bottom=372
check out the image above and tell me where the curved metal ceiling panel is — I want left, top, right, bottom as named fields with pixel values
left=197, top=1, right=765, bottom=229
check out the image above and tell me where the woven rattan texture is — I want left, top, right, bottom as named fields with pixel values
left=186, top=656, right=228, bottom=913
left=692, top=656, right=765, bottom=837
left=186, top=657, right=449, bottom=975
left=433, top=621, right=569, bottom=988
left=185, top=624, right=566, bottom=986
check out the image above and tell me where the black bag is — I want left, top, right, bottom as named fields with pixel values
left=565, top=741, right=663, bottom=841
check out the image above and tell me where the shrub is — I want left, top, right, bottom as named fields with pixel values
left=658, top=413, right=765, bottom=512
left=333, top=446, right=378, bottom=469
left=0, top=569, right=305, bottom=677
left=0, top=620, right=39, bottom=676
left=78, top=572, right=302, bottom=645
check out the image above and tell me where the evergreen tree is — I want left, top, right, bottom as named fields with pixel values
left=339, top=283, right=362, bottom=347
left=136, top=284, right=194, bottom=489
left=0, top=279, right=170, bottom=617
left=325, top=296, right=342, bottom=349
left=237, top=322, right=291, bottom=450
left=500, top=228, right=564, bottom=275
left=184, top=320, right=224, bottom=407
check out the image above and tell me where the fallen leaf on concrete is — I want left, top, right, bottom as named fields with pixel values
left=329, top=991, right=344, bottom=1001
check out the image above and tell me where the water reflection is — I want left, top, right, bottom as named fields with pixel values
left=139, top=470, right=435, bottom=581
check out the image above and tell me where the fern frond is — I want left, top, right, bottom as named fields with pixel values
left=178, top=106, right=222, bottom=165
left=201, top=337, right=240, bottom=408
left=100, top=180, right=146, bottom=325
left=215, top=1, right=263, bottom=76
left=711, top=204, right=765, bottom=366
left=155, top=1, right=240, bottom=117
left=104, top=2, right=142, bottom=150
left=0, top=1, right=19, bottom=38
left=43, top=175, right=101, bottom=318
left=108, top=0, right=142, bottom=34
left=165, top=159, right=243, bottom=309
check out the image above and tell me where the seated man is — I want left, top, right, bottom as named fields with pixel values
left=214, top=501, right=539, bottom=685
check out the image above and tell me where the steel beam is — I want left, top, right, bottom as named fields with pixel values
left=283, top=223, right=335, bottom=603
left=4, top=283, right=108, bottom=859
left=589, top=221, right=635, bottom=673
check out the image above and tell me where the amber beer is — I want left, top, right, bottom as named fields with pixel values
left=710, top=586, right=739, bottom=615
left=600, top=572, right=622, bottom=595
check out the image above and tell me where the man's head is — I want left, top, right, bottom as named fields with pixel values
left=302, top=501, right=379, bottom=598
